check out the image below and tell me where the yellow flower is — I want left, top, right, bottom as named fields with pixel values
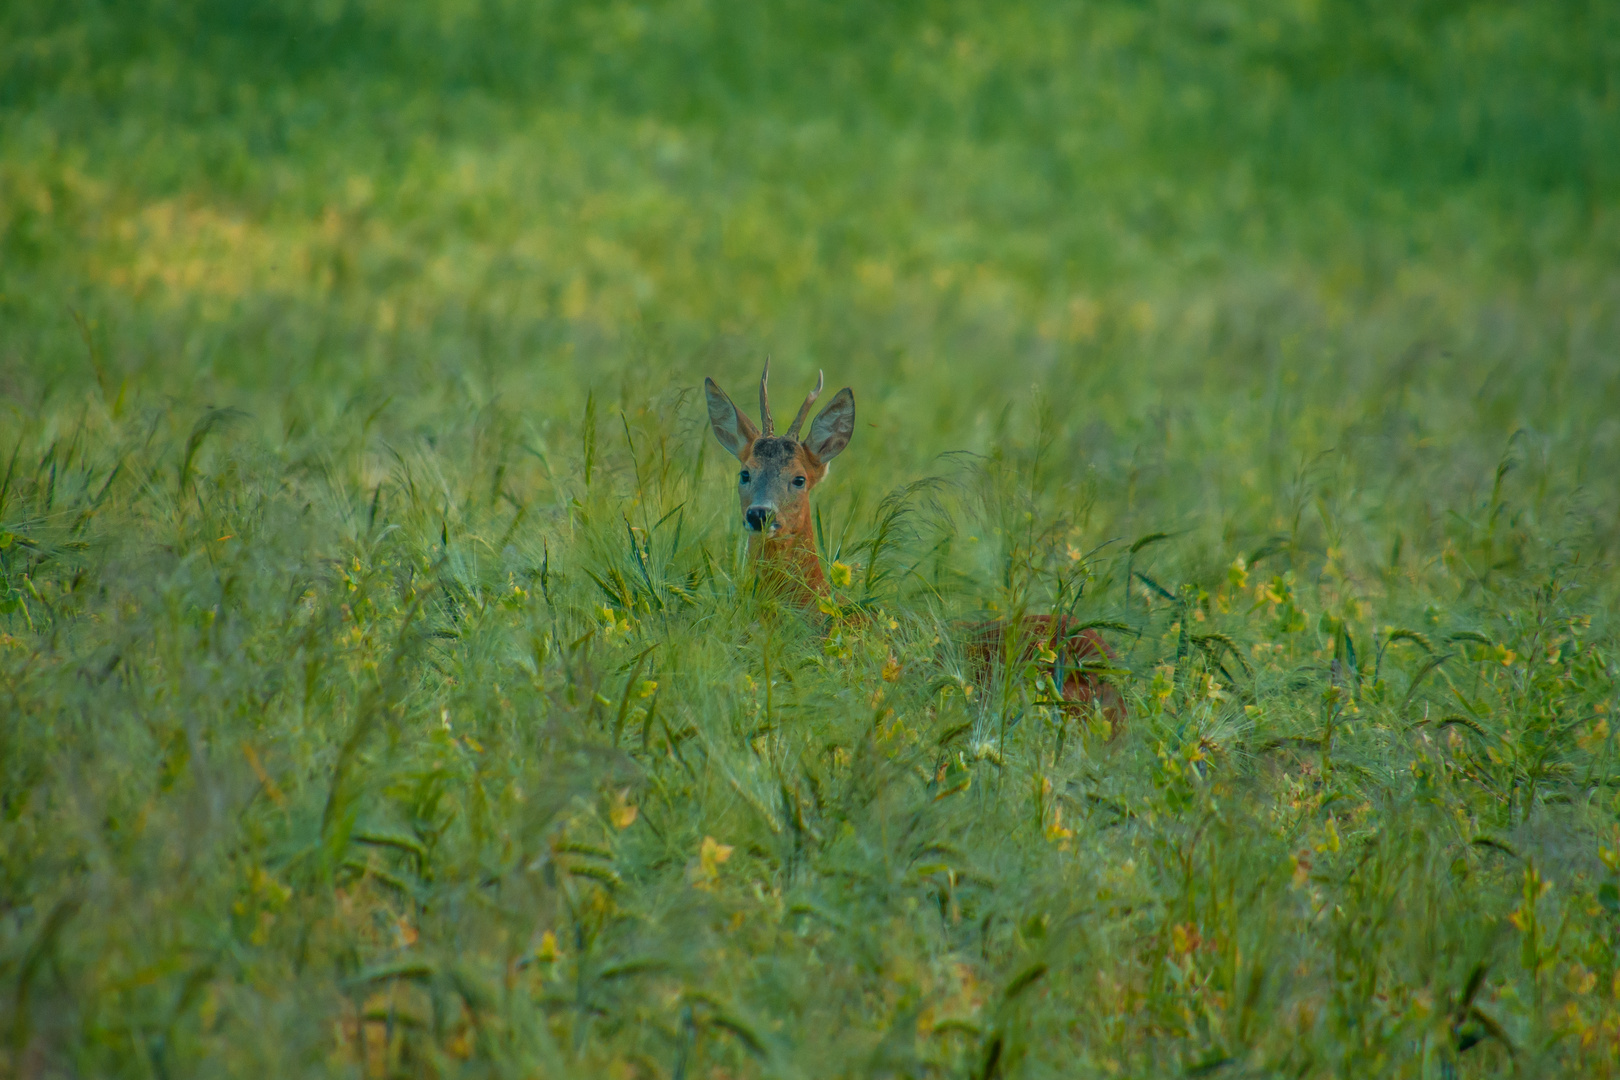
left=701, top=836, right=732, bottom=870
left=1044, top=804, right=1074, bottom=844
left=1314, top=817, right=1341, bottom=854
left=829, top=561, right=852, bottom=588
left=1150, top=664, right=1175, bottom=704
left=689, top=835, right=734, bottom=890
left=610, top=787, right=638, bottom=829
left=1227, top=557, right=1248, bottom=591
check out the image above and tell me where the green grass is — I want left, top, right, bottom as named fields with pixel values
left=2, top=0, right=1620, bottom=1076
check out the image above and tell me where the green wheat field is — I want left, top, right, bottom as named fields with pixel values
left=3, top=2, right=1619, bottom=1077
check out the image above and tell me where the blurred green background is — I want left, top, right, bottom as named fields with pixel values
left=7, top=0, right=1617, bottom=442
left=3, top=1, right=1620, bottom=1076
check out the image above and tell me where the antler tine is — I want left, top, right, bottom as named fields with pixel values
left=785, top=369, right=824, bottom=441
left=758, top=357, right=774, bottom=436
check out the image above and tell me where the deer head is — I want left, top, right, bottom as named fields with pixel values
left=704, top=361, right=855, bottom=549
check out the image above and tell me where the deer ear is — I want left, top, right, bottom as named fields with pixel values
left=804, top=387, right=855, bottom=463
left=705, top=377, right=758, bottom=460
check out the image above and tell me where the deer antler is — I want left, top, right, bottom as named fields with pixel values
left=784, top=370, right=824, bottom=441
left=758, top=357, right=774, bottom=436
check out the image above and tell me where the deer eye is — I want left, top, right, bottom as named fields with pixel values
left=739, top=470, right=751, bottom=484
left=792, top=475, right=807, bottom=488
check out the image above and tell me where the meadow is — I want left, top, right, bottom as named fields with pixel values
left=2, top=0, right=1619, bottom=1076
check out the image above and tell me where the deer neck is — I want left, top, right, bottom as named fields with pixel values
left=748, top=518, right=826, bottom=608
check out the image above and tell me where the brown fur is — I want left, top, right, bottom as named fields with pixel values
left=705, top=366, right=1127, bottom=735
left=734, top=436, right=829, bottom=608
left=960, top=615, right=1126, bottom=738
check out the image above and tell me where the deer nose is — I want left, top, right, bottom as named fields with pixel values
left=745, top=506, right=776, bottom=532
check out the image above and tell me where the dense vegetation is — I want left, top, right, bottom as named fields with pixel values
left=2, top=1, right=1619, bottom=1075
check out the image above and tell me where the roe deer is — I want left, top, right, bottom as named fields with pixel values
left=704, top=362, right=1126, bottom=735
